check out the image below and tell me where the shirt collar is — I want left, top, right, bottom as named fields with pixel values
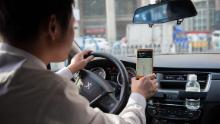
left=0, top=42, right=47, bottom=70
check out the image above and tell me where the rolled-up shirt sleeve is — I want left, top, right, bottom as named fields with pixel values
left=118, top=92, right=146, bottom=124
left=39, top=76, right=147, bottom=124
left=127, top=92, right=146, bottom=108
left=55, top=67, right=76, bottom=80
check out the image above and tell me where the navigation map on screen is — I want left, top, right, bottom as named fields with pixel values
left=136, top=50, right=153, bottom=77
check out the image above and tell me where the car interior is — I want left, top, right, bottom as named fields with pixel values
left=48, top=0, right=220, bottom=124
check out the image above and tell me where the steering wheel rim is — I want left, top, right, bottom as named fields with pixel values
left=77, top=52, right=130, bottom=114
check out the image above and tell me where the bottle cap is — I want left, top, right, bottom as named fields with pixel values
left=188, top=74, right=197, bottom=81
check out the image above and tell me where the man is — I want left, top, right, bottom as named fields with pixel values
left=0, top=0, right=158, bottom=124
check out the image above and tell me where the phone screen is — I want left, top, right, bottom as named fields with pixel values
left=136, top=49, right=153, bottom=79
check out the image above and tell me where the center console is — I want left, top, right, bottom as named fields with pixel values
left=145, top=72, right=210, bottom=124
left=146, top=90, right=207, bottom=124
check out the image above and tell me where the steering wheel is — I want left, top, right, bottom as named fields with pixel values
left=75, top=52, right=130, bottom=114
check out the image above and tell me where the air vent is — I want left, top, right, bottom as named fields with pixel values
left=157, top=72, right=209, bottom=90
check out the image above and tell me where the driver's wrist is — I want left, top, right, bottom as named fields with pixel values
left=64, top=67, right=79, bottom=79
left=56, top=67, right=76, bottom=80
left=67, top=65, right=78, bottom=74
left=67, top=66, right=80, bottom=79
left=131, top=91, right=146, bottom=98
left=128, top=92, right=146, bottom=108
left=131, top=89, right=147, bottom=98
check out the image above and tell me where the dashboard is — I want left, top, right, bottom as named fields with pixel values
left=85, top=54, right=220, bottom=124
left=86, top=59, right=136, bottom=87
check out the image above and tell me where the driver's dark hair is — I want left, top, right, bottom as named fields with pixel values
left=0, top=0, right=74, bottom=43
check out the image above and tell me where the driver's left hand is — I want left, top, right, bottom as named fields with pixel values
left=67, top=50, right=94, bottom=73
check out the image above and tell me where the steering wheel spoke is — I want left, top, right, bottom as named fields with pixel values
left=90, top=91, right=109, bottom=106
left=96, top=92, right=119, bottom=112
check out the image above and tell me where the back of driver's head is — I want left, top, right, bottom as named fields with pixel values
left=0, top=0, right=75, bottom=44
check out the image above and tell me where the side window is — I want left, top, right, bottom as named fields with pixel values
left=0, top=36, right=2, bottom=42
left=50, top=60, right=68, bottom=72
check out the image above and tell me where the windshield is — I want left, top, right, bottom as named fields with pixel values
left=74, top=0, right=220, bottom=57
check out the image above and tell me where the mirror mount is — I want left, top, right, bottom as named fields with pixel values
left=149, top=24, right=154, bottom=28
left=156, top=0, right=168, bottom=4
left=177, top=19, right=184, bottom=25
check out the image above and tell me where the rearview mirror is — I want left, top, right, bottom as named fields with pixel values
left=133, top=0, right=197, bottom=26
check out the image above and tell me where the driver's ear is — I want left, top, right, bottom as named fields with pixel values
left=48, top=15, right=61, bottom=41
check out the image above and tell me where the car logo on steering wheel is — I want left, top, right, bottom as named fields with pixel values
left=84, top=82, right=92, bottom=90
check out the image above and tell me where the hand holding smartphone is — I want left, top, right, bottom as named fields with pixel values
left=136, top=49, right=153, bottom=79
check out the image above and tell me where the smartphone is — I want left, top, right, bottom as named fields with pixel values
left=136, top=49, right=153, bottom=79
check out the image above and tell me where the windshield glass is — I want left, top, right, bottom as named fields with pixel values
left=73, top=0, right=220, bottom=57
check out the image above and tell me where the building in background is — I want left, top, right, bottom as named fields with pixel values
left=180, top=0, right=220, bottom=51
left=183, top=0, right=215, bottom=32
left=214, top=0, right=220, bottom=30
left=77, top=0, right=150, bottom=42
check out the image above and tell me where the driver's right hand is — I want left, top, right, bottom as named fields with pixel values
left=131, top=74, right=158, bottom=99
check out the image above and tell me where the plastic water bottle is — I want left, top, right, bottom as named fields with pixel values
left=185, top=74, right=200, bottom=110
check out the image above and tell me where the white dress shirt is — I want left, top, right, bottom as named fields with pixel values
left=0, top=42, right=147, bottom=124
